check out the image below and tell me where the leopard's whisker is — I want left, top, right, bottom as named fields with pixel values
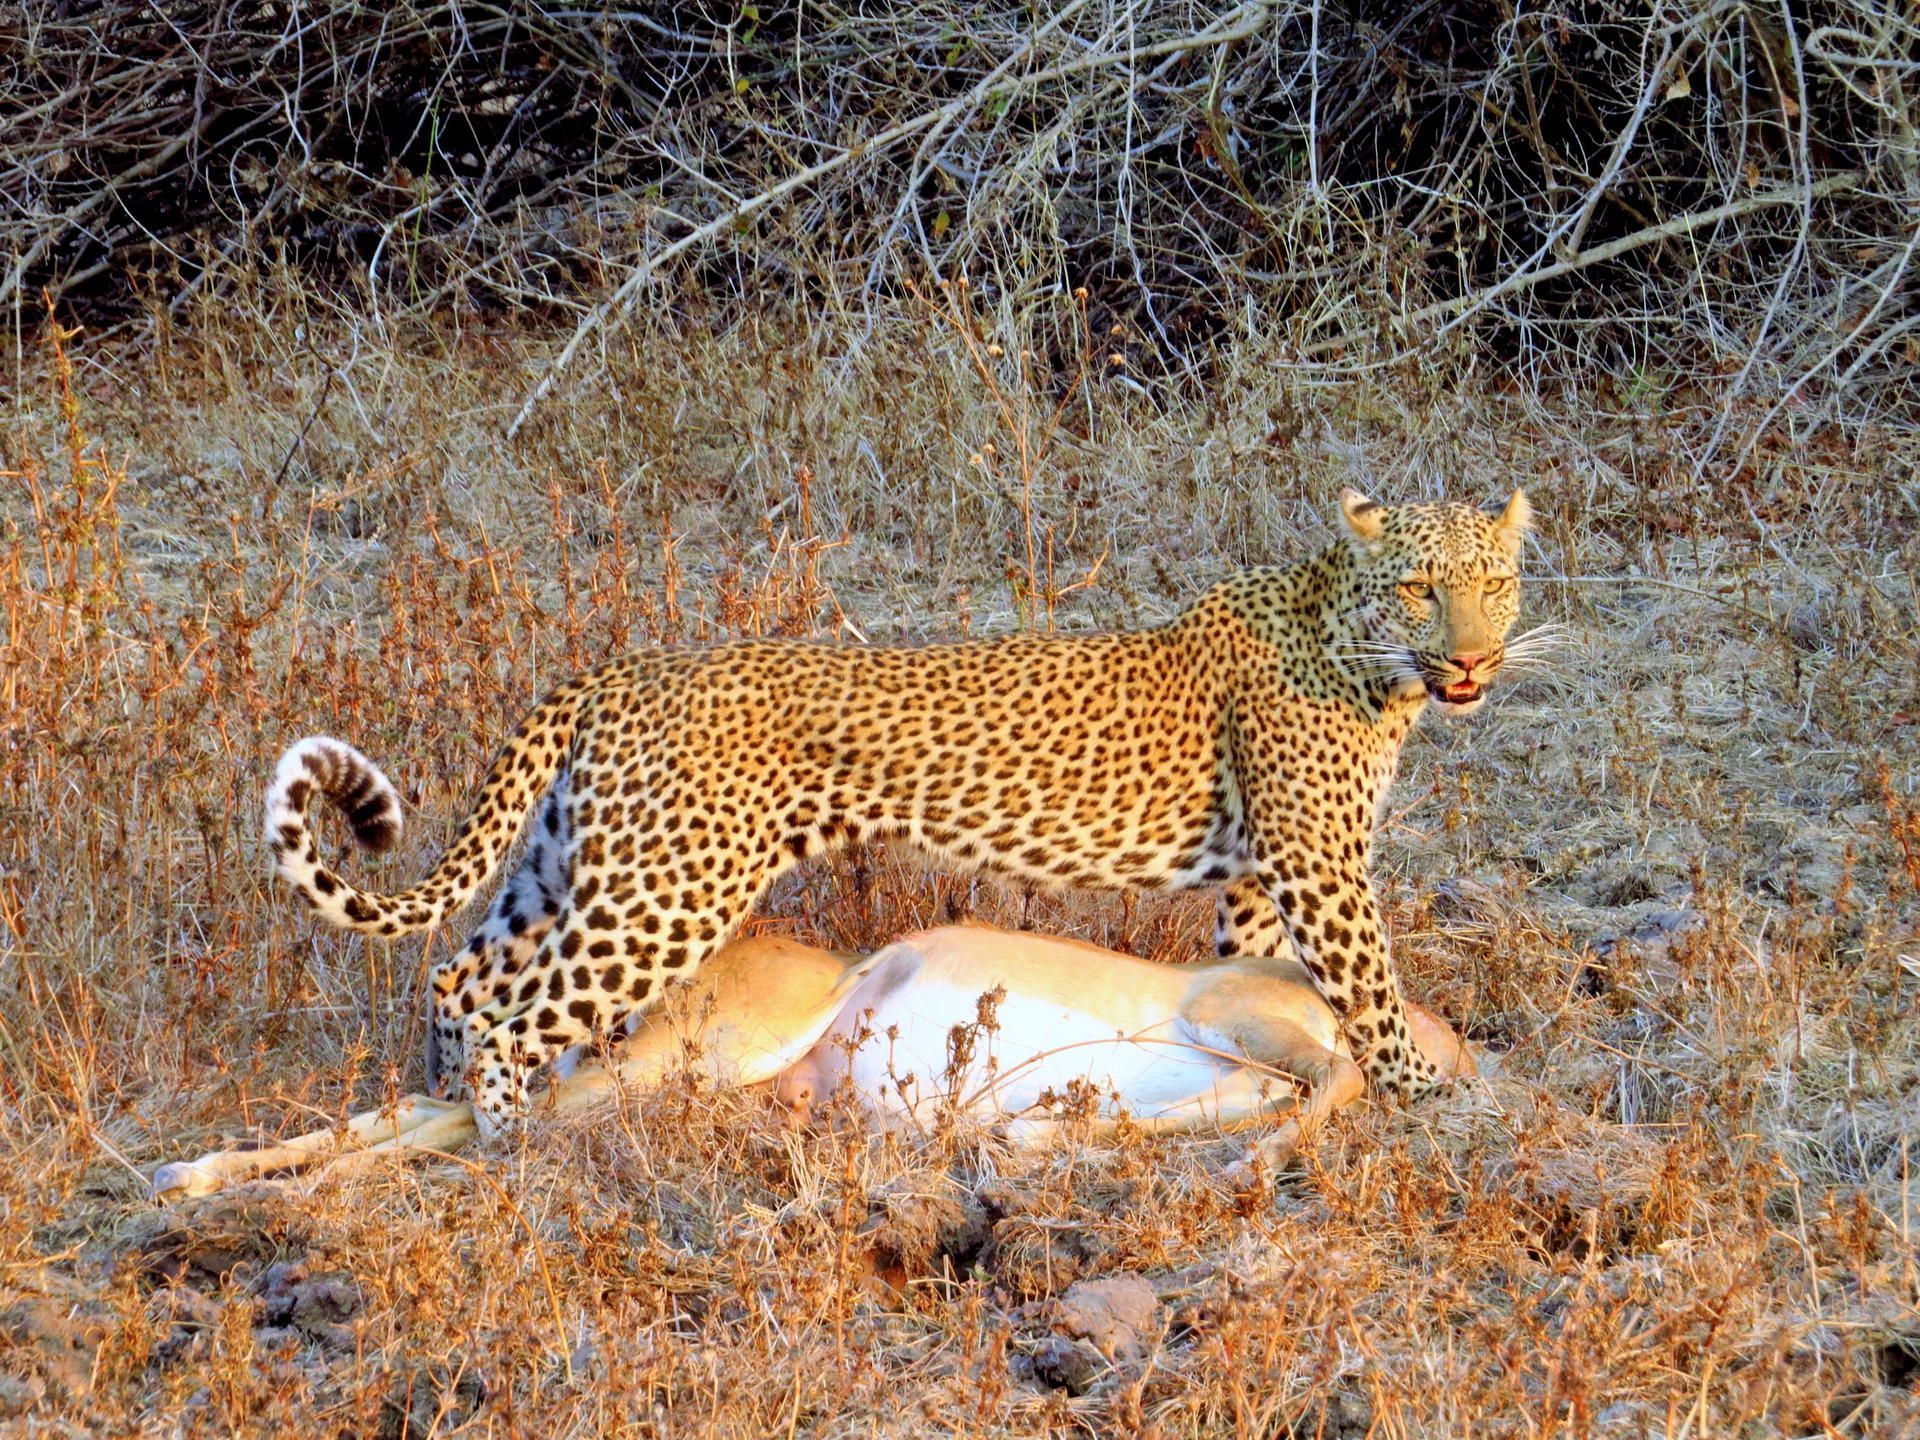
left=1326, top=645, right=1418, bottom=667
left=1330, top=656, right=1416, bottom=679
left=1503, top=622, right=1573, bottom=650
left=1327, top=642, right=1422, bottom=674
left=1500, top=643, right=1565, bottom=666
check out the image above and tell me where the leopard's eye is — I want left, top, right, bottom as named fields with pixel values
left=1400, top=580, right=1433, bottom=602
left=1485, top=576, right=1514, bottom=596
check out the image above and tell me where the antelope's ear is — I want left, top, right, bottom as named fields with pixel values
left=1489, top=487, right=1533, bottom=545
left=1338, top=488, right=1386, bottom=543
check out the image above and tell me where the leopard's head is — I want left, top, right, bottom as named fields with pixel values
left=1332, top=488, right=1533, bottom=715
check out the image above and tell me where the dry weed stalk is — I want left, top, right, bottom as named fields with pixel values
left=920, top=277, right=1111, bottom=630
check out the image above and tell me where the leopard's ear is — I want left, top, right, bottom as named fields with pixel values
left=1338, top=488, right=1386, bottom=543
left=1488, top=488, right=1533, bottom=550
left=1482, top=485, right=1528, bottom=552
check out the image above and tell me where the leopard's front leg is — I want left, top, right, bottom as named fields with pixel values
left=1253, top=855, right=1443, bottom=1103
left=1229, top=696, right=1442, bottom=1102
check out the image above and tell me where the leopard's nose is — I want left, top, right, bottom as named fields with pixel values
left=1451, top=651, right=1488, bottom=677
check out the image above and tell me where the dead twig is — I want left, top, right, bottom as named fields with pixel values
left=503, top=0, right=1274, bottom=439
left=1293, top=173, right=1866, bottom=361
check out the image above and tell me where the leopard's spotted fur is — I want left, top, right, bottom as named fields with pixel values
left=266, top=489, right=1532, bottom=1130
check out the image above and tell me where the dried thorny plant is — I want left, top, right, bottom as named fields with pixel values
left=919, top=276, right=1112, bottom=630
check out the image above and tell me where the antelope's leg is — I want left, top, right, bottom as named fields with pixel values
left=149, top=1096, right=463, bottom=1200
left=1234, top=1052, right=1364, bottom=1173
left=1179, top=1007, right=1366, bottom=1172
left=1175, top=1002, right=1370, bottom=1170
left=151, top=1040, right=690, bottom=1198
left=288, top=1055, right=641, bottom=1176
left=1002, top=1023, right=1365, bottom=1171
left=1405, top=1000, right=1478, bottom=1078
left=149, top=955, right=854, bottom=1202
left=299, top=1098, right=483, bottom=1179
left=1000, top=1100, right=1297, bottom=1151
left=997, top=1027, right=1335, bottom=1153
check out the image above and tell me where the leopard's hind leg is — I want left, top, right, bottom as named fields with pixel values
left=428, top=786, right=569, bottom=1099
left=1214, top=875, right=1286, bottom=958
left=458, top=817, right=779, bottom=1135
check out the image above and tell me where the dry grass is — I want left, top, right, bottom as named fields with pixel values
left=1, top=293, right=1917, bottom=1437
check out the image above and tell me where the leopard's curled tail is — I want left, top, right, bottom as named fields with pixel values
left=265, top=678, right=588, bottom=936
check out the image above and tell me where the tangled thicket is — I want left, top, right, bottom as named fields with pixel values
left=4, top=0, right=1916, bottom=424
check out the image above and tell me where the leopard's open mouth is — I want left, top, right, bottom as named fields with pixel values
left=1427, top=679, right=1484, bottom=705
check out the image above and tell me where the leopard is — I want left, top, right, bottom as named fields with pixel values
left=264, top=487, right=1535, bottom=1134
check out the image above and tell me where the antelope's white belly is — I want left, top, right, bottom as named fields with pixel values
left=830, top=975, right=1275, bottom=1125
